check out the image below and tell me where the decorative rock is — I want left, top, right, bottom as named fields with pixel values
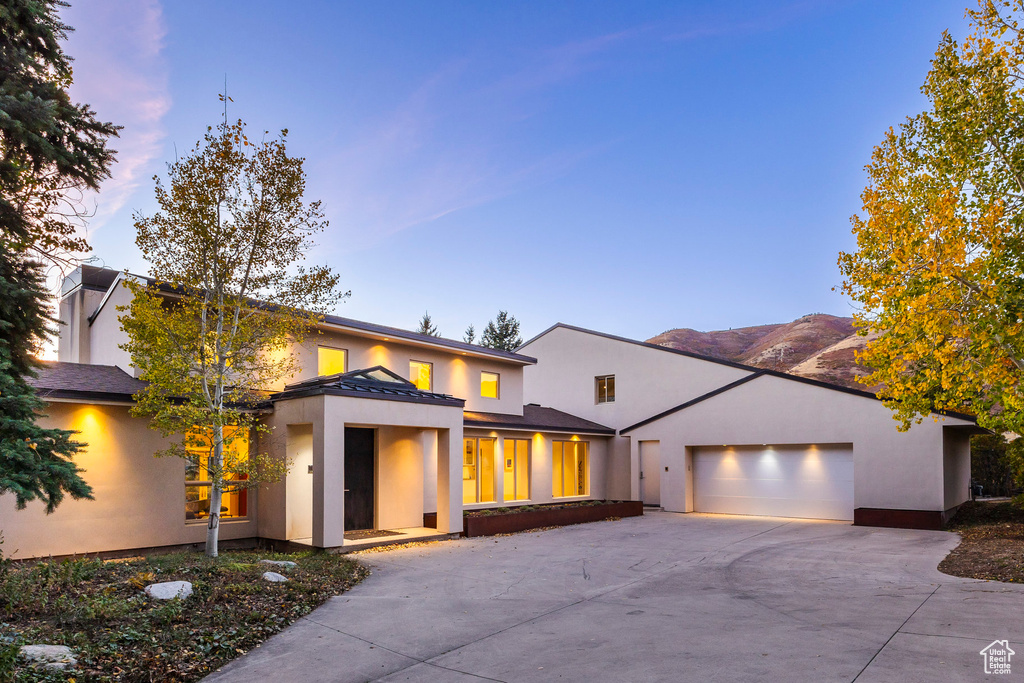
left=262, top=571, right=289, bottom=582
left=144, top=580, right=193, bottom=600
left=259, top=559, right=297, bottom=569
left=19, top=644, right=77, bottom=670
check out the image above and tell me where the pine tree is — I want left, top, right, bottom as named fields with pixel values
left=463, top=324, right=476, bottom=344
left=480, top=311, right=523, bottom=352
left=417, top=311, right=439, bottom=337
left=0, top=1, right=117, bottom=514
left=0, top=249, right=91, bottom=511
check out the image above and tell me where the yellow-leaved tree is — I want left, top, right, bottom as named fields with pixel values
left=120, top=111, right=345, bottom=556
left=839, top=0, right=1024, bottom=498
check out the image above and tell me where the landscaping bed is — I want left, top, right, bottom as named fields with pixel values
left=939, top=500, right=1024, bottom=583
left=0, top=549, right=366, bottom=682
left=462, top=500, right=643, bottom=537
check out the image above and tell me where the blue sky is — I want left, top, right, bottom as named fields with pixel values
left=61, top=0, right=970, bottom=342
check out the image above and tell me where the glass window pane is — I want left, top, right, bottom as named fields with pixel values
left=481, top=372, right=499, bottom=399
left=221, top=487, right=248, bottom=518
left=479, top=438, right=496, bottom=503
left=563, top=443, right=576, bottom=496
left=577, top=443, right=589, bottom=495
left=552, top=442, right=563, bottom=497
left=515, top=440, right=529, bottom=501
left=503, top=439, right=515, bottom=502
left=410, top=361, right=432, bottom=391
left=186, top=485, right=210, bottom=520
left=463, top=439, right=478, bottom=504
left=606, top=377, right=615, bottom=402
left=318, top=347, right=347, bottom=376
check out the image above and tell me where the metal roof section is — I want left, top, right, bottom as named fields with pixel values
left=464, top=404, right=616, bottom=435
left=273, top=365, right=465, bottom=407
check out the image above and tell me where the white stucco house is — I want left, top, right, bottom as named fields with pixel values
left=0, top=266, right=982, bottom=560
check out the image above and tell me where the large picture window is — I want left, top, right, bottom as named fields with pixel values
left=463, top=437, right=496, bottom=504
left=185, top=427, right=250, bottom=521
left=596, top=375, right=615, bottom=404
left=317, top=346, right=347, bottom=376
left=552, top=440, right=589, bottom=498
left=409, top=360, right=432, bottom=391
left=503, top=438, right=530, bottom=501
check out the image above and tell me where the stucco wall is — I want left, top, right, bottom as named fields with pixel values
left=520, top=325, right=749, bottom=430
left=85, top=280, right=135, bottom=374
left=943, top=428, right=972, bottom=511
left=377, top=426, right=426, bottom=530
left=281, top=330, right=526, bottom=414
left=0, top=402, right=258, bottom=559
left=625, top=373, right=973, bottom=514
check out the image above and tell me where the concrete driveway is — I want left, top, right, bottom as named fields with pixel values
left=205, top=512, right=1024, bottom=682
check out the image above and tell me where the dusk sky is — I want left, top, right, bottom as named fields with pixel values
left=61, top=0, right=970, bottom=342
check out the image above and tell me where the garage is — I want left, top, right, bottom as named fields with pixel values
left=692, top=444, right=854, bottom=521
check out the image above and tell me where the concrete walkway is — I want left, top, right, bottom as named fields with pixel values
left=205, top=512, right=1024, bottom=682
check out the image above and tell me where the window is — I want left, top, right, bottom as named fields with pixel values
left=463, top=437, right=496, bottom=504
left=552, top=440, right=589, bottom=498
left=409, top=360, right=432, bottom=391
left=503, top=438, right=530, bottom=501
left=317, top=347, right=347, bottom=376
left=185, top=427, right=250, bottom=521
left=481, top=371, right=500, bottom=399
left=596, top=375, right=615, bottom=404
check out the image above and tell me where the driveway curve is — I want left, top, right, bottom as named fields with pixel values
left=205, top=511, right=1024, bottom=682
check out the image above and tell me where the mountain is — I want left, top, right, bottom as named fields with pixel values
left=646, top=314, right=877, bottom=391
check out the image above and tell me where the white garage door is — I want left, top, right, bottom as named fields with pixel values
left=693, top=444, right=854, bottom=521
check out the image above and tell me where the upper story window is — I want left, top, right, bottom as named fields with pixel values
left=596, top=375, right=615, bottom=404
left=410, top=360, right=433, bottom=391
left=317, top=346, right=347, bottom=376
left=481, top=371, right=500, bottom=399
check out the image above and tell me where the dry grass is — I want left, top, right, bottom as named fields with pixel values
left=938, top=501, right=1024, bottom=583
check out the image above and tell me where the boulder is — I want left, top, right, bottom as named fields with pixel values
left=144, top=580, right=193, bottom=600
left=20, top=644, right=77, bottom=670
left=259, top=559, right=297, bottom=569
left=262, top=571, right=289, bottom=582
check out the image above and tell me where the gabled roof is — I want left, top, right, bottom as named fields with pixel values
left=29, top=361, right=146, bottom=402
left=525, top=323, right=979, bottom=431
left=272, top=366, right=465, bottom=407
left=76, top=266, right=536, bottom=365
left=464, top=404, right=615, bottom=435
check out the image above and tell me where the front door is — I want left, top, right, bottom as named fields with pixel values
left=344, top=427, right=375, bottom=531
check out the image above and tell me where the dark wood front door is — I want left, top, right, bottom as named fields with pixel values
left=344, top=428, right=375, bottom=531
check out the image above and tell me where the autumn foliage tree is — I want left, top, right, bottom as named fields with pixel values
left=120, top=114, right=343, bottom=556
left=839, top=0, right=1024, bottom=496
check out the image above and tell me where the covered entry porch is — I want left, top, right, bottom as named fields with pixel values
left=260, top=367, right=466, bottom=549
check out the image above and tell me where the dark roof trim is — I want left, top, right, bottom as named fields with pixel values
left=463, top=419, right=615, bottom=435
left=272, top=385, right=465, bottom=407
left=35, top=389, right=136, bottom=403
left=526, top=323, right=977, bottom=425
left=621, top=372, right=766, bottom=434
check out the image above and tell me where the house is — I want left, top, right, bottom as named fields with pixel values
left=519, top=324, right=982, bottom=529
left=0, top=266, right=981, bottom=560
